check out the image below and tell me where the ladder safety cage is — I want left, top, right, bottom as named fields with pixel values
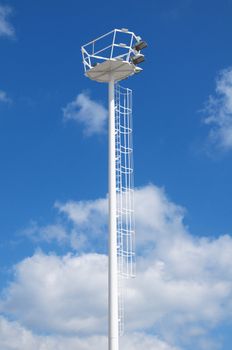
left=115, top=83, right=135, bottom=335
left=115, top=83, right=135, bottom=279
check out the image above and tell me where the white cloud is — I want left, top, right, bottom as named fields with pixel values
left=0, top=90, right=11, bottom=103
left=63, top=92, right=108, bottom=136
left=55, top=185, right=186, bottom=252
left=0, top=316, right=107, bottom=350
left=122, top=333, right=180, bottom=350
left=0, top=252, right=108, bottom=336
left=22, top=222, right=68, bottom=244
left=2, top=184, right=232, bottom=349
left=21, top=197, right=108, bottom=250
left=0, top=316, right=179, bottom=350
left=55, top=197, right=108, bottom=249
left=56, top=197, right=108, bottom=227
left=21, top=221, right=86, bottom=250
left=203, top=67, right=232, bottom=151
left=0, top=5, right=14, bottom=38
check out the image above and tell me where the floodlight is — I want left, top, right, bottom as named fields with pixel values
left=131, top=53, right=145, bottom=65
left=134, top=40, right=148, bottom=51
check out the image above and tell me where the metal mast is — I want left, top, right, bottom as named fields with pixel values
left=81, top=28, right=147, bottom=350
left=108, top=78, right=118, bottom=349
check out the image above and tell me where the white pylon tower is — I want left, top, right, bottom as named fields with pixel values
left=81, top=29, right=147, bottom=350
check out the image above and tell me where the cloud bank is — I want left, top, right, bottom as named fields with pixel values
left=1, top=184, right=232, bottom=349
left=0, top=316, right=179, bottom=350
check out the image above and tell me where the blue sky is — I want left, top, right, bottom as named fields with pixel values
left=1, top=1, right=232, bottom=349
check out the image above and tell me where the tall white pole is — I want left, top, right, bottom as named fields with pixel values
left=108, top=78, right=119, bottom=350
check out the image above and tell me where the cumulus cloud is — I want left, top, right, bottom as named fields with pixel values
left=21, top=222, right=68, bottom=244
left=55, top=185, right=186, bottom=252
left=1, top=184, right=232, bottom=349
left=0, top=316, right=107, bottom=350
left=0, top=316, right=179, bottom=350
left=203, top=67, right=232, bottom=151
left=55, top=197, right=108, bottom=250
left=0, top=5, right=14, bottom=38
left=56, top=197, right=108, bottom=228
left=21, top=197, right=108, bottom=251
left=0, top=253, right=108, bottom=336
left=0, top=90, right=11, bottom=103
left=21, top=221, right=86, bottom=251
left=63, top=92, right=108, bottom=136
left=55, top=186, right=232, bottom=348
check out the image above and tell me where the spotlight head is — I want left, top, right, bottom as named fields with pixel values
left=134, top=40, right=148, bottom=51
left=131, top=53, right=145, bottom=65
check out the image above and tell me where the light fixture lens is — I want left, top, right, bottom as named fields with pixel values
left=131, top=54, right=145, bottom=65
left=134, top=40, right=148, bottom=51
